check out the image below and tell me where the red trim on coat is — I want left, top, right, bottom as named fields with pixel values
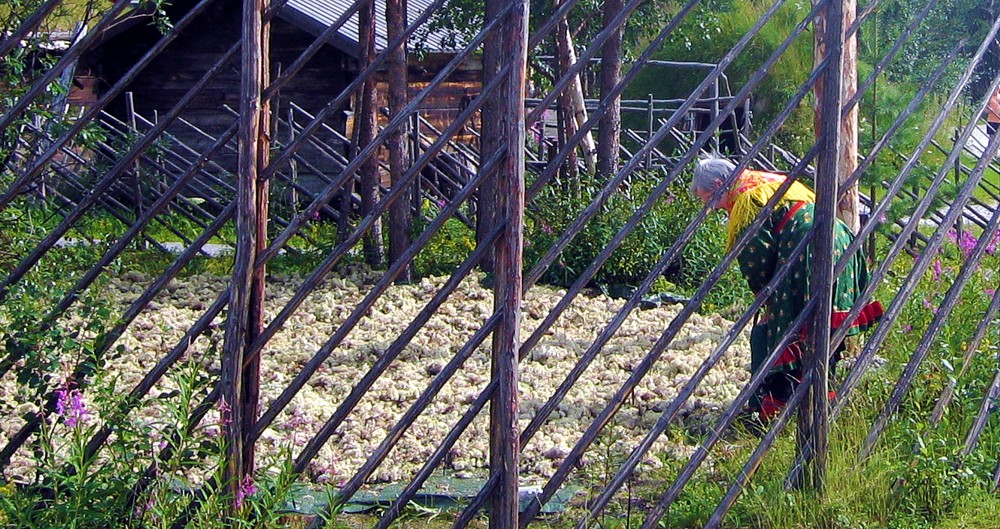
left=831, top=300, right=885, bottom=331
left=775, top=201, right=808, bottom=233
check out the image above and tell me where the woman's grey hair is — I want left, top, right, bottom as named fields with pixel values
left=691, top=156, right=737, bottom=194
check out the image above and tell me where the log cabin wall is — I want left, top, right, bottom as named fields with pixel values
left=371, top=53, right=482, bottom=144
left=76, top=0, right=354, bottom=200
left=71, top=0, right=482, bottom=207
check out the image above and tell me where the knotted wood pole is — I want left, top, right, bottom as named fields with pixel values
left=222, top=0, right=270, bottom=509
left=803, top=0, right=845, bottom=492
left=486, top=0, right=528, bottom=525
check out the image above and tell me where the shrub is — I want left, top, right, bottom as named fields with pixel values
left=414, top=204, right=477, bottom=277
left=523, top=169, right=751, bottom=311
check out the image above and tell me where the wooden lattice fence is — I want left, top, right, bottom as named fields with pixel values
left=2, top=0, right=1000, bottom=527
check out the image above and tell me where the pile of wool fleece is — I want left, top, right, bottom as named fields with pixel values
left=1, top=268, right=751, bottom=486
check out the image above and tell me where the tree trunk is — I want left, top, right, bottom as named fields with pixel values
left=555, top=9, right=596, bottom=174
left=555, top=5, right=579, bottom=191
left=597, top=0, right=623, bottom=181
left=813, top=0, right=858, bottom=232
left=387, top=0, right=411, bottom=281
left=359, top=0, right=383, bottom=267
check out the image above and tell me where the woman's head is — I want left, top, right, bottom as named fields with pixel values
left=691, top=156, right=736, bottom=207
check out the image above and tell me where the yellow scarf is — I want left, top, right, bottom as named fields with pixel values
left=725, top=170, right=816, bottom=250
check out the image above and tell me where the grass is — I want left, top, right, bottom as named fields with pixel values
left=5, top=193, right=999, bottom=528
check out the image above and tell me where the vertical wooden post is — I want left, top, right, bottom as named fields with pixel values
left=358, top=0, right=383, bottom=268
left=387, top=0, right=412, bottom=282
left=124, top=92, right=143, bottom=237
left=288, top=107, right=298, bottom=215
left=487, top=0, right=527, bottom=526
left=411, top=112, right=422, bottom=219
left=710, top=77, right=720, bottom=153
left=245, top=0, right=270, bottom=479
left=954, top=129, right=963, bottom=240
left=646, top=94, right=654, bottom=169
left=478, top=0, right=502, bottom=273
left=223, top=0, right=268, bottom=510
left=804, top=0, right=845, bottom=493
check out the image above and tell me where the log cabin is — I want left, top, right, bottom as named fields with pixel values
left=70, top=0, right=481, bottom=203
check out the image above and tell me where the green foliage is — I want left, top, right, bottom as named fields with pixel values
left=628, top=0, right=816, bottom=151
left=414, top=203, right=477, bottom=277
left=861, top=0, right=998, bottom=97
left=522, top=169, right=750, bottom=311
left=0, top=1, right=112, bottom=33
left=425, top=0, right=676, bottom=66
left=0, top=332, right=309, bottom=528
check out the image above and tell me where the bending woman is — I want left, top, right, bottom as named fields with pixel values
left=691, top=157, right=883, bottom=422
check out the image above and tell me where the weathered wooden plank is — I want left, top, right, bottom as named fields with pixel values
left=487, top=0, right=527, bottom=527
left=221, top=0, right=268, bottom=504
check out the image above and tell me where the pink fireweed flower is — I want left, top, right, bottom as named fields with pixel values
left=55, top=386, right=89, bottom=427
left=923, top=298, right=938, bottom=314
left=958, top=231, right=978, bottom=258
left=932, top=259, right=942, bottom=282
left=55, top=387, right=68, bottom=416
left=986, top=230, right=1000, bottom=256
left=135, top=497, right=155, bottom=518
left=235, top=475, right=256, bottom=509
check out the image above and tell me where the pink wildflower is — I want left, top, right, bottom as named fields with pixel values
left=923, top=298, right=938, bottom=314
left=55, top=386, right=89, bottom=427
left=235, top=475, right=256, bottom=509
left=135, top=497, right=155, bottom=518
left=986, top=230, right=1000, bottom=256
left=958, top=231, right=977, bottom=258
left=932, top=259, right=942, bottom=282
